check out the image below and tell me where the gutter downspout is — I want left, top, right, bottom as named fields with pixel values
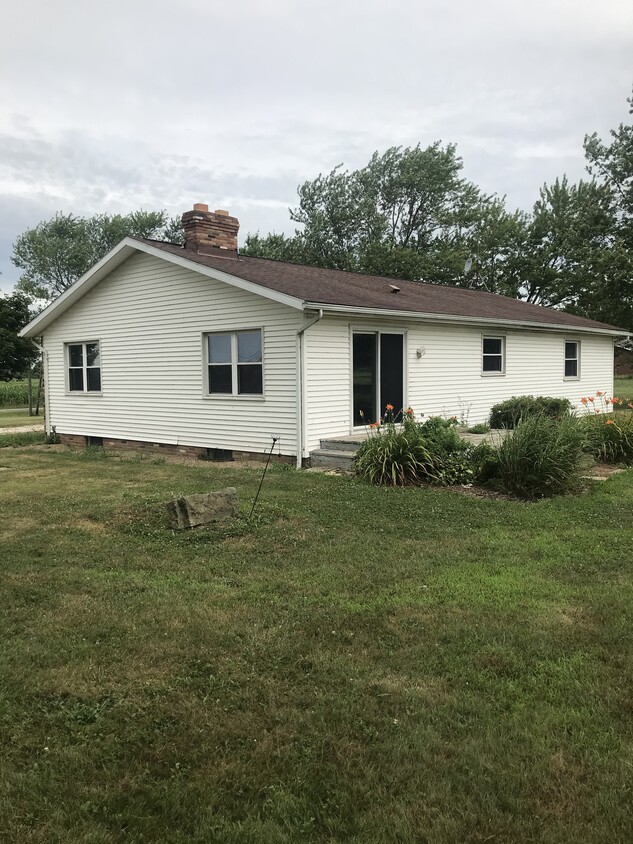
left=296, top=309, right=324, bottom=469
left=30, top=339, right=51, bottom=435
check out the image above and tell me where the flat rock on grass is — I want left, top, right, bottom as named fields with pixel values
left=166, top=488, right=239, bottom=530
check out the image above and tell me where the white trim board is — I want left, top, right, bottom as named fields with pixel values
left=305, top=303, right=628, bottom=338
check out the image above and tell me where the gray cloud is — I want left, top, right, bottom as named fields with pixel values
left=1, top=0, right=632, bottom=293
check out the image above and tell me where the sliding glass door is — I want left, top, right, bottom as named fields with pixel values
left=352, top=332, right=404, bottom=426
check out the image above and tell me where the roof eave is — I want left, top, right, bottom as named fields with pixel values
left=303, top=302, right=629, bottom=337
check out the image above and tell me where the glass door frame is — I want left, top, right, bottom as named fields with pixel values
left=350, top=327, right=407, bottom=431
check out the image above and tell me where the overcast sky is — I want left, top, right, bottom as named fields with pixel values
left=1, top=0, right=632, bottom=294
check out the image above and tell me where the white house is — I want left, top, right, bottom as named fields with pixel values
left=20, top=203, right=629, bottom=467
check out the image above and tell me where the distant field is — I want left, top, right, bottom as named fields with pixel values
left=0, top=379, right=41, bottom=408
left=0, top=408, right=44, bottom=429
left=615, top=377, right=633, bottom=402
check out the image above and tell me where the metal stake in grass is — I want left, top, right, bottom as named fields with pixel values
left=249, top=436, right=279, bottom=519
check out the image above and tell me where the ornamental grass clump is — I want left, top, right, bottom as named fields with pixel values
left=354, top=409, right=435, bottom=486
left=354, top=409, right=479, bottom=487
left=495, top=413, right=584, bottom=499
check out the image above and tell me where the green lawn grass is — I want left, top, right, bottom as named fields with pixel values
left=615, top=376, right=633, bottom=401
left=2, top=446, right=633, bottom=842
left=0, top=408, right=44, bottom=429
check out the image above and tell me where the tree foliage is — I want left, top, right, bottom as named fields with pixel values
left=12, top=211, right=183, bottom=301
left=244, top=88, right=633, bottom=331
left=0, top=293, right=38, bottom=381
left=8, top=88, right=633, bottom=332
left=578, top=88, right=633, bottom=330
left=245, top=142, right=509, bottom=289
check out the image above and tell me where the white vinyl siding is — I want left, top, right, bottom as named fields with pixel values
left=43, top=252, right=302, bottom=456
left=303, top=318, right=353, bottom=451
left=303, top=314, right=614, bottom=449
left=407, top=323, right=613, bottom=424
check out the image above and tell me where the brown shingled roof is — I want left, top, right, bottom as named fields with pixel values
left=138, top=239, right=627, bottom=333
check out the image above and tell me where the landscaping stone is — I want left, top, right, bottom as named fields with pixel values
left=165, top=488, right=239, bottom=529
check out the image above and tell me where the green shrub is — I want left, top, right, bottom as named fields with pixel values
left=489, top=395, right=572, bottom=429
left=417, top=416, right=465, bottom=455
left=581, top=412, right=633, bottom=464
left=470, top=441, right=501, bottom=484
left=431, top=450, right=476, bottom=485
left=467, top=423, right=490, bottom=434
left=417, top=417, right=476, bottom=485
left=495, top=414, right=584, bottom=499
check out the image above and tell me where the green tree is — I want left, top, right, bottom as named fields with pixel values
left=579, top=87, right=633, bottom=330
left=459, top=198, right=531, bottom=298
left=12, top=210, right=183, bottom=301
left=244, top=143, right=505, bottom=284
left=521, top=176, right=614, bottom=308
left=0, top=293, right=38, bottom=381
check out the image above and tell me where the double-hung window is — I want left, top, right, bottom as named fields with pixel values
left=67, top=341, right=101, bottom=392
left=564, top=341, right=580, bottom=379
left=482, top=336, right=505, bottom=374
left=207, top=330, right=263, bottom=396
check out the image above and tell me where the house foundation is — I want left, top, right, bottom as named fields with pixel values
left=57, top=433, right=295, bottom=464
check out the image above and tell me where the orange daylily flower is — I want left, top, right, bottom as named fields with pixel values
left=580, top=397, right=588, bottom=405
left=405, top=407, right=414, bottom=415
left=596, top=391, right=605, bottom=397
left=605, top=398, right=612, bottom=404
left=369, top=422, right=378, bottom=429
left=605, top=419, right=615, bottom=425
left=612, top=397, right=620, bottom=404
left=588, top=397, right=595, bottom=403
left=385, top=403, right=394, bottom=411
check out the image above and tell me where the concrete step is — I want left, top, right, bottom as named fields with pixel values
left=319, top=438, right=364, bottom=453
left=310, top=449, right=357, bottom=470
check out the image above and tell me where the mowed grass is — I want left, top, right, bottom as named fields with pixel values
left=2, top=446, right=633, bottom=843
left=0, top=408, right=44, bottom=429
left=615, top=376, right=633, bottom=401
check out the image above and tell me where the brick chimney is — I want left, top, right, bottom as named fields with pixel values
left=182, top=203, right=239, bottom=252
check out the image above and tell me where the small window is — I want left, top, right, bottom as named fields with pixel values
left=482, top=336, right=505, bottom=374
left=564, top=341, right=580, bottom=379
left=207, top=330, right=263, bottom=396
left=67, top=341, right=101, bottom=392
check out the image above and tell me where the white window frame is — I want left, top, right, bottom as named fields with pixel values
left=203, top=329, right=265, bottom=399
left=65, top=340, right=102, bottom=394
left=563, top=339, right=581, bottom=380
left=481, top=335, right=506, bottom=376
